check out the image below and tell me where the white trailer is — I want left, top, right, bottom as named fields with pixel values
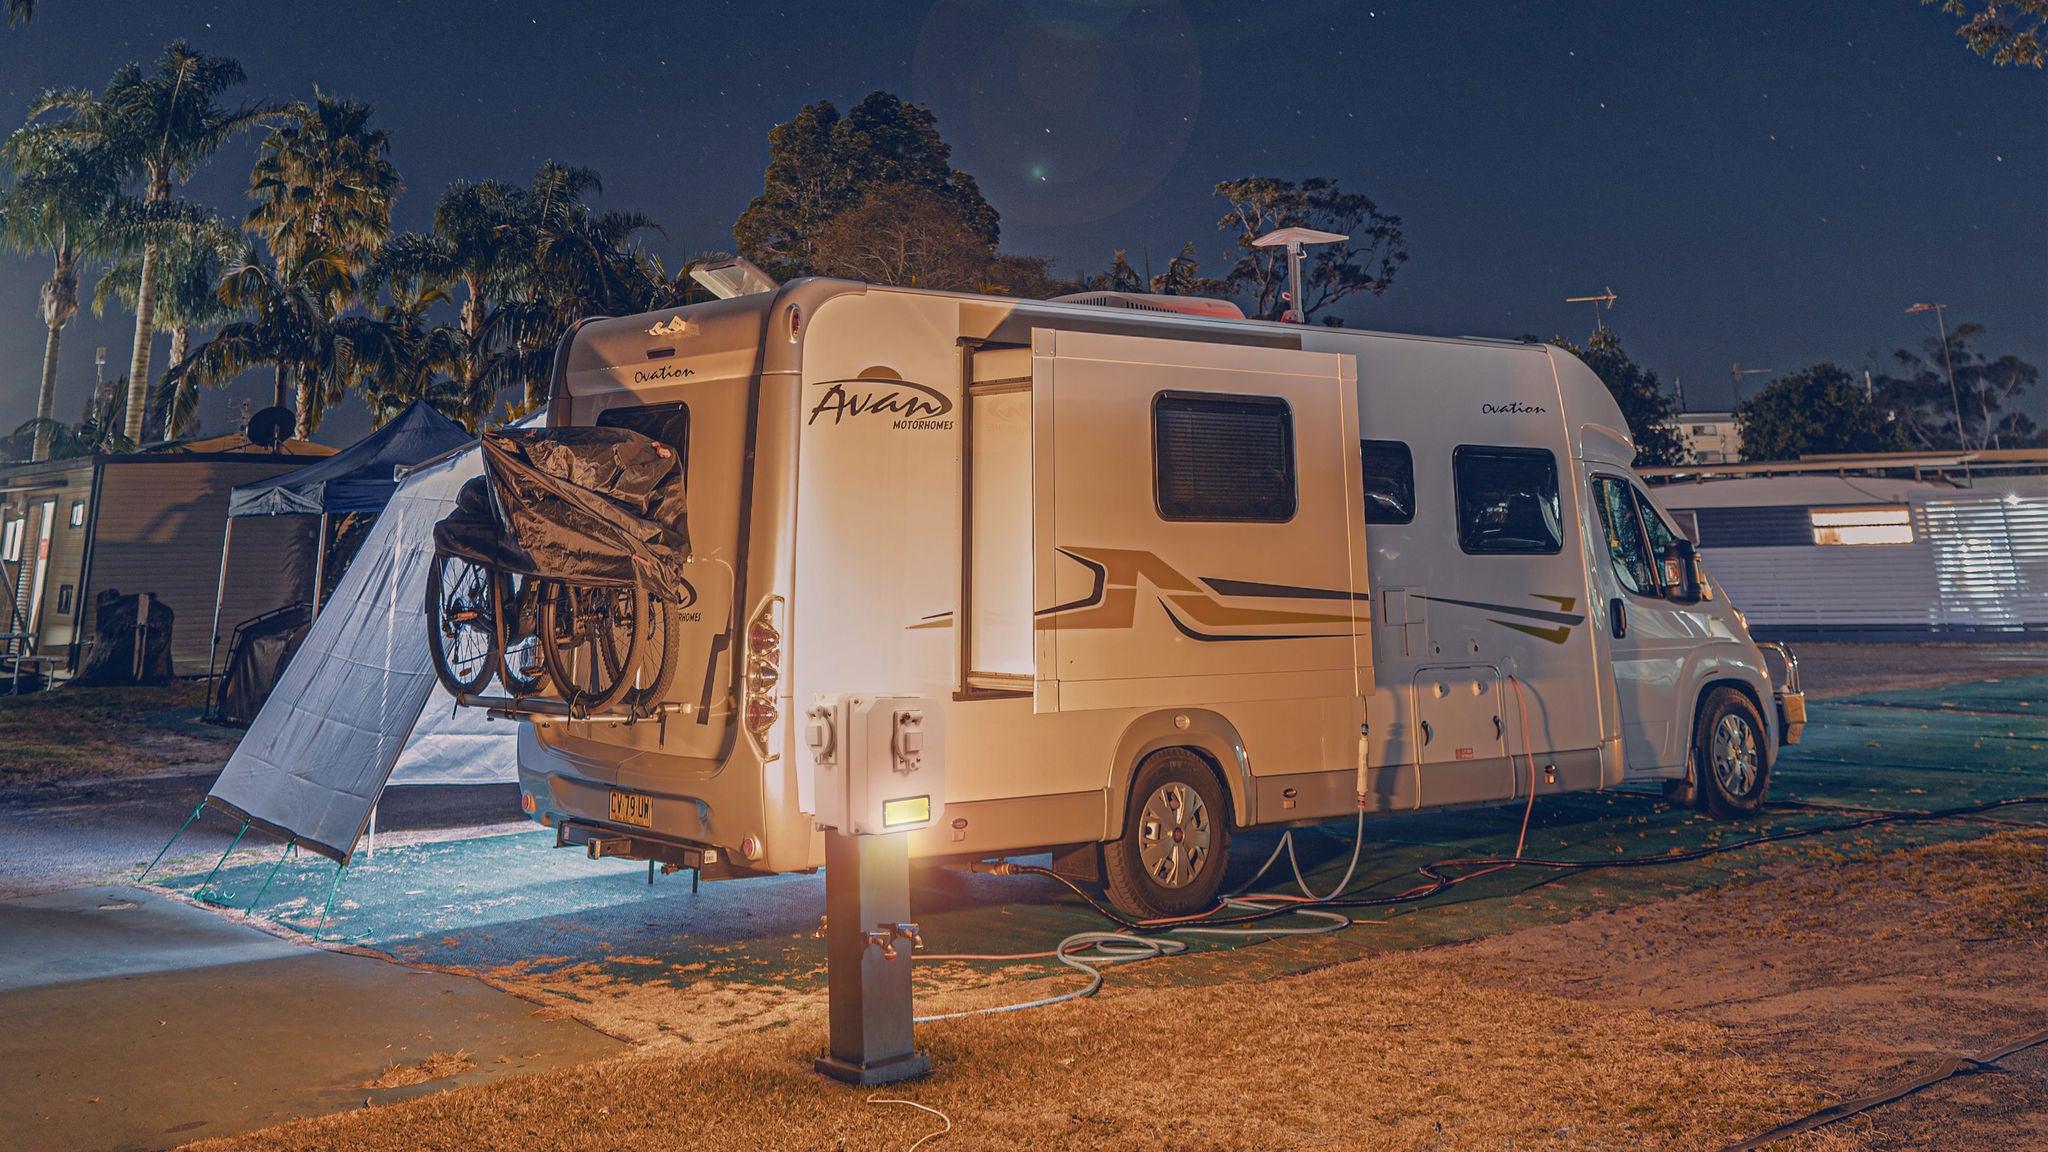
left=506, top=281, right=1804, bottom=918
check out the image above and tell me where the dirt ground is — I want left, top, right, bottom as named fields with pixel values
left=1791, top=641, right=2048, bottom=700
left=181, top=829, right=2048, bottom=1151
left=0, top=682, right=234, bottom=789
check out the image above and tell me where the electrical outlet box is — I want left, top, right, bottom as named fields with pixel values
left=805, top=694, right=945, bottom=836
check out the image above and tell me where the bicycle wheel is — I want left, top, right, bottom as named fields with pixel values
left=424, top=549, right=498, bottom=696
left=624, top=591, right=681, bottom=712
left=494, top=572, right=551, bottom=697
left=539, top=582, right=643, bottom=714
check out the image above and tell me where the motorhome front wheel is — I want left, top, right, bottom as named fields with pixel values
left=1693, top=687, right=1771, bottom=820
left=1103, top=748, right=1232, bottom=920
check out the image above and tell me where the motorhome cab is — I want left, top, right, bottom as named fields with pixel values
left=515, top=280, right=1804, bottom=918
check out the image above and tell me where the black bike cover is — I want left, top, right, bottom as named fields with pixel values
left=432, top=427, right=690, bottom=599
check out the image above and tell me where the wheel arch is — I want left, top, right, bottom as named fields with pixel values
left=1694, top=676, right=1773, bottom=767
left=1107, top=709, right=1252, bottom=836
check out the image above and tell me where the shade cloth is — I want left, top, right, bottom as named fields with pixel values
left=207, top=440, right=517, bottom=863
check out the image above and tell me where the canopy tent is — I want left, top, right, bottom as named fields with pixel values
left=206, top=438, right=521, bottom=864
left=205, top=402, right=474, bottom=709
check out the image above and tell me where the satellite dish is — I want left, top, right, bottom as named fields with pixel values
left=246, top=406, right=295, bottom=450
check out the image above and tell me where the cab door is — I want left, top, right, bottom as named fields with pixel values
left=1589, top=474, right=1694, bottom=771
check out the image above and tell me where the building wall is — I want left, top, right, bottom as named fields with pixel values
left=78, top=458, right=316, bottom=675
left=1664, top=412, right=1741, bottom=464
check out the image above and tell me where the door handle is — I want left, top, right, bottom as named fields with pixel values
left=1420, top=719, right=1433, bottom=745
left=1609, top=597, right=1627, bottom=639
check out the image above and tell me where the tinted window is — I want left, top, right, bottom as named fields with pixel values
left=1634, top=487, right=1685, bottom=589
left=1359, top=439, right=1415, bottom=525
left=1154, top=392, right=1296, bottom=522
left=596, top=402, right=689, bottom=477
left=1454, top=446, right=1562, bottom=555
left=1593, top=476, right=1655, bottom=594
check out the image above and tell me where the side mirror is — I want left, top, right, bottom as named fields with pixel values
left=1661, top=540, right=1702, bottom=604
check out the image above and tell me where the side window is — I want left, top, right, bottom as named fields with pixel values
left=1359, top=439, right=1415, bottom=525
left=1593, top=476, right=1655, bottom=594
left=1153, top=392, right=1296, bottom=522
left=1454, top=446, right=1562, bottom=555
left=1633, top=487, right=1684, bottom=591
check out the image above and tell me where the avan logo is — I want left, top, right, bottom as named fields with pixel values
left=1482, top=401, right=1548, bottom=415
left=807, top=366, right=955, bottom=431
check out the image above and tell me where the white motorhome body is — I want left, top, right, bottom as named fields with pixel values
left=515, top=280, right=1798, bottom=913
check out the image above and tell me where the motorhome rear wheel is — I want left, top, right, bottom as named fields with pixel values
left=1102, top=748, right=1232, bottom=920
left=1693, top=687, right=1770, bottom=820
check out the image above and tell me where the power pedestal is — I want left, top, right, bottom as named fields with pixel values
left=805, top=694, right=945, bottom=1086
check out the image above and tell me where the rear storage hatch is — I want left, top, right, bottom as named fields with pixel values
left=545, top=295, right=774, bottom=770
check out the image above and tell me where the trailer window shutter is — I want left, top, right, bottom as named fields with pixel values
left=1359, top=439, right=1415, bottom=525
left=1453, top=445, right=1562, bottom=555
left=1152, top=392, right=1296, bottom=522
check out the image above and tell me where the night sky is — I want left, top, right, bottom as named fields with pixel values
left=1, top=0, right=2041, bottom=446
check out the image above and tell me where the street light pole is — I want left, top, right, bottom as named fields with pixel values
left=1906, top=303, right=1967, bottom=450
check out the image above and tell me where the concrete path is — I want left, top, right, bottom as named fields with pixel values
left=0, top=885, right=621, bottom=1152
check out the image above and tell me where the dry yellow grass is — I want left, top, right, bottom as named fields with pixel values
left=184, top=949, right=1847, bottom=1152
left=360, top=1051, right=477, bottom=1090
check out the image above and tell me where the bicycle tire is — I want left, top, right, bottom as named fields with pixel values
left=424, top=549, right=498, bottom=696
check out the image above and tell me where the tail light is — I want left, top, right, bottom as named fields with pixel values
left=742, top=594, right=784, bottom=757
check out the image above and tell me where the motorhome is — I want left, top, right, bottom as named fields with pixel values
left=503, top=280, right=1804, bottom=918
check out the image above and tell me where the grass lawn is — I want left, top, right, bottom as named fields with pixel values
left=0, top=682, right=221, bottom=788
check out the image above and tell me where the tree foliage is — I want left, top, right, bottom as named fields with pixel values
left=245, top=90, right=402, bottom=284
left=734, top=92, right=998, bottom=281
left=1213, top=176, right=1407, bottom=322
left=1875, top=322, right=2039, bottom=449
left=1734, top=363, right=1909, bottom=461
left=1552, top=330, right=1685, bottom=466
left=1926, top=0, right=2047, bottom=65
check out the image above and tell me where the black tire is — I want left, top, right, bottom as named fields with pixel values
left=539, top=582, right=643, bottom=714
left=425, top=549, right=497, bottom=696
left=1102, top=748, right=1232, bottom=921
left=623, top=592, right=680, bottom=713
left=1693, top=686, right=1770, bottom=820
left=495, top=572, right=551, bottom=697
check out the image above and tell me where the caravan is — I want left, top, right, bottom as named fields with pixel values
left=499, top=280, right=1804, bottom=918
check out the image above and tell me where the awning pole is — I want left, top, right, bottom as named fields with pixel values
left=311, top=513, right=330, bottom=621
left=203, top=519, right=235, bottom=717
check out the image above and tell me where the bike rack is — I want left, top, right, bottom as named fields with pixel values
left=463, top=692, right=688, bottom=726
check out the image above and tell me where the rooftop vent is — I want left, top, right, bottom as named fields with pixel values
left=1049, top=291, right=1245, bottom=320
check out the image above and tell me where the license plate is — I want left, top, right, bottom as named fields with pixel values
left=608, top=790, right=653, bottom=829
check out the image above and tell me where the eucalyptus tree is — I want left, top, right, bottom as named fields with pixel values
left=245, top=90, right=402, bottom=288
left=0, top=132, right=132, bottom=460
left=21, top=42, right=273, bottom=441
left=94, top=215, right=242, bottom=439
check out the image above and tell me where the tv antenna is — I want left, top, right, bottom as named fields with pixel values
left=1565, top=288, right=1618, bottom=335
left=1253, top=227, right=1349, bottom=323
left=1729, top=363, right=1772, bottom=401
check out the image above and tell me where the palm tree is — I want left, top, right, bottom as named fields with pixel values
left=245, top=90, right=402, bottom=287
left=167, top=241, right=357, bottom=436
left=369, top=162, right=671, bottom=428
left=9, top=376, right=137, bottom=460
left=337, top=270, right=470, bottom=429
left=93, top=214, right=242, bottom=439
left=22, top=42, right=273, bottom=442
left=5, top=0, right=34, bottom=28
left=0, top=131, right=133, bottom=460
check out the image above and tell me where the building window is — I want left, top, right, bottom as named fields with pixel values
left=1, top=517, right=21, bottom=563
left=1359, top=439, right=1415, bottom=524
left=1153, top=392, right=1296, bottom=522
left=1811, top=506, right=1913, bottom=546
left=56, top=584, right=72, bottom=615
left=1454, top=445, right=1562, bottom=555
left=69, top=499, right=85, bottom=528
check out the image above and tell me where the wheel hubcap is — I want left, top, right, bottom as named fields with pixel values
left=1136, top=782, right=1212, bottom=889
left=1712, top=713, right=1759, bottom=796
